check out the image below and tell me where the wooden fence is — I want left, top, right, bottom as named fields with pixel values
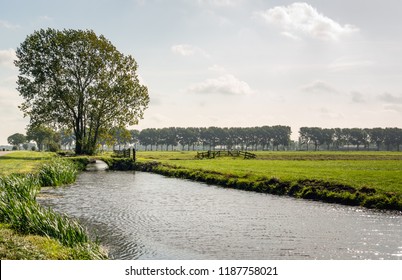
left=113, top=148, right=136, bottom=160
left=196, top=150, right=256, bottom=159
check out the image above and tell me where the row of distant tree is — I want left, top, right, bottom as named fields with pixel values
left=299, top=127, right=402, bottom=151
left=133, top=126, right=402, bottom=151
left=7, top=125, right=402, bottom=152
left=134, top=126, right=292, bottom=151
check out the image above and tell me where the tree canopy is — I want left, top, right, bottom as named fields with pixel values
left=131, top=126, right=401, bottom=152
left=299, top=127, right=402, bottom=151
left=7, top=133, right=26, bottom=149
left=135, top=126, right=292, bottom=151
left=26, top=124, right=60, bottom=151
left=15, top=28, right=149, bottom=155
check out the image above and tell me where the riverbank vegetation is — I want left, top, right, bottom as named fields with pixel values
left=0, top=223, right=100, bottom=260
left=0, top=151, right=107, bottom=259
left=128, top=151, right=402, bottom=211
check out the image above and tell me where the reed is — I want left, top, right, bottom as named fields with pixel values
left=0, top=158, right=107, bottom=259
left=0, top=174, right=40, bottom=201
left=0, top=199, right=88, bottom=246
left=38, top=158, right=78, bottom=187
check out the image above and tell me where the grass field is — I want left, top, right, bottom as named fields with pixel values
left=0, top=151, right=55, bottom=175
left=136, top=151, right=402, bottom=195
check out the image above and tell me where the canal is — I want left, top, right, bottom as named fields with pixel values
left=38, top=171, right=402, bottom=260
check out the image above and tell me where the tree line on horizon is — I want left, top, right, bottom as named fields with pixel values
left=299, top=127, right=402, bottom=151
left=133, top=126, right=402, bottom=151
left=134, top=126, right=292, bottom=151
left=7, top=125, right=402, bottom=152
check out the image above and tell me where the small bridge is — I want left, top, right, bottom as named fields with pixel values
left=196, top=150, right=256, bottom=159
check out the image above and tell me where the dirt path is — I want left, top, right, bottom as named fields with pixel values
left=0, top=151, right=12, bottom=157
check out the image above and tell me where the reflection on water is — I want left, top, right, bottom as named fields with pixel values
left=38, top=171, right=402, bottom=260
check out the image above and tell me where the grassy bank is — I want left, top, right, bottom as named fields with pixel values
left=0, top=151, right=55, bottom=175
left=125, top=151, right=402, bottom=211
left=0, top=151, right=106, bottom=260
left=0, top=223, right=102, bottom=260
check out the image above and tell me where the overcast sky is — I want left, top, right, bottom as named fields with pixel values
left=1, top=0, right=402, bottom=144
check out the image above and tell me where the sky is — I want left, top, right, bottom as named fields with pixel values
left=1, top=0, right=402, bottom=144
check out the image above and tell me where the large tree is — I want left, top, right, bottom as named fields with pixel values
left=15, top=28, right=149, bottom=155
left=26, top=124, right=59, bottom=151
left=7, top=133, right=26, bottom=149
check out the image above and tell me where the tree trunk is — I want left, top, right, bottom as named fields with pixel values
left=75, top=132, right=83, bottom=154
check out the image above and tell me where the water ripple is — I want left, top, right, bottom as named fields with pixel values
left=39, top=171, right=402, bottom=260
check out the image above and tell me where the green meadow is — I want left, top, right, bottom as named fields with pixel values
left=136, top=151, right=402, bottom=205
left=0, top=151, right=55, bottom=175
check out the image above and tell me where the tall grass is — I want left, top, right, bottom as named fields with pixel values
left=0, top=158, right=107, bottom=259
left=0, top=174, right=40, bottom=201
left=0, top=194, right=88, bottom=246
left=38, top=158, right=78, bottom=187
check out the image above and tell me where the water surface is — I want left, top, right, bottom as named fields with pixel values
left=39, top=171, right=402, bottom=260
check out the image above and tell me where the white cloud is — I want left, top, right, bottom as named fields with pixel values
left=0, top=49, right=17, bottom=68
left=350, top=91, right=366, bottom=103
left=379, top=92, right=402, bottom=104
left=301, top=80, right=338, bottom=94
left=171, top=44, right=210, bottom=58
left=188, top=74, right=253, bottom=95
left=254, top=2, right=359, bottom=41
left=171, top=44, right=196, bottom=56
left=38, top=15, right=53, bottom=21
left=0, top=20, right=20, bottom=29
left=281, top=31, right=301, bottom=41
